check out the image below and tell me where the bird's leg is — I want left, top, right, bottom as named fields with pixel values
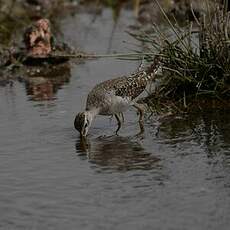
left=109, top=113, right=123, bottom=124
left=132, top=102, right=145, bottom=134
left=132, top=102, right=144, bottom=122
left=115, top=114, right=122, bottom=135
left=119, top=112, right=125, bottom=122
left=109, top=114, right=114, bottom=123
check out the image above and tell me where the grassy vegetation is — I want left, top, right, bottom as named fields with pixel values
left=132, top=0, right=230, bottom=113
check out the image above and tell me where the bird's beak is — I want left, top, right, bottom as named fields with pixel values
left=81, top=127, right=87, bottom=137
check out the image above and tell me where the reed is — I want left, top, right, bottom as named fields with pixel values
left=131, top=0, right=230, bottom=112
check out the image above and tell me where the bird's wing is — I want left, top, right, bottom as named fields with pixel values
left=114, top=72, right=148, bottom=100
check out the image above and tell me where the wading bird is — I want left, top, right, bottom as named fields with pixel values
left=74, top=61, right=159, bottom=137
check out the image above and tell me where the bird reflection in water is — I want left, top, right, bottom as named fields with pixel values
left=24, top=63, right=71, bottom=101
left=76, top=135, right=160, bottom=171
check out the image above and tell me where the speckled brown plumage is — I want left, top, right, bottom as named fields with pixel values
left=74, top=59, right=160, bottom=136
left=85, top=70, right=155, bottom=115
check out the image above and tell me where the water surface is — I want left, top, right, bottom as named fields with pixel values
left=0, top=7, right=230, bottom=230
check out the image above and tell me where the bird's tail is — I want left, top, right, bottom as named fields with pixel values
left=145, top=55, right=161, bottom=78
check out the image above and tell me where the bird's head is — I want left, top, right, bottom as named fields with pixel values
left=74, top=111, right=93, bottom=137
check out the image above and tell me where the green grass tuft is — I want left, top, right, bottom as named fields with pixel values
left=131, top=0, right=230, bottom=113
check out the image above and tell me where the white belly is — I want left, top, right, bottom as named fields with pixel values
left=99, top=95, right=131, bottom=115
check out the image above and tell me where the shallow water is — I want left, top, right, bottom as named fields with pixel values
left=0, top=7, right=230, bottom=230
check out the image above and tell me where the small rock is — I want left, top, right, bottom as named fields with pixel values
left=24, top=18, right=52, bottom=56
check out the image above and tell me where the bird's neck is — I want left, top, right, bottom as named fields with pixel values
left=86, top=107, right=100, bottom=120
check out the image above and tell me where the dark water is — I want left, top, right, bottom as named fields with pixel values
left=1, top=7, right=230, bottom=230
